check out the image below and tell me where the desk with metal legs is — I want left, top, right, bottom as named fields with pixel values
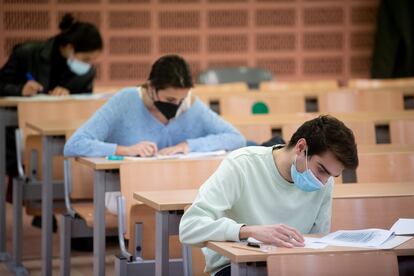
left=206, top=237, right=414, bottom=276
left=76, top=158, right=122, bottom=276
left=134, top=182, right=414, bottom=276
left=133, top=189, right=198, bottom=276
left=25, top=121, right=75, bottom=276
left=0, top=100, right=18, bottom=263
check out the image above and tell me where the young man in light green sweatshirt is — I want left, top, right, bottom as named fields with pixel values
left=179, top=115, right=359, bottom=275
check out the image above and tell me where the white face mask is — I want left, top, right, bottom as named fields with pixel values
left=291, top=148, right=333, bottom=192
left=67, top=58, right=91, bottom=76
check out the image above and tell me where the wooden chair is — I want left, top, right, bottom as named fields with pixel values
left=332, top=183, right=414, bottom=231
left=17, top=99, right=105, bottom=180
left=356, top=151, right=414, bottom=183
left=119, top=158, right=223, bottom=260
left=347, top=77, right=414, bottom=90
left=219, top=93, right=305, bottom=117
left=267, top=251, right=399, bottom=276
left=226, top=111, right=414, bottom=146
left=318, top=89, right=406, bottom=113
left=233, top=123, right=273, bottom=144
left=259, top=79, right=339, bottom=93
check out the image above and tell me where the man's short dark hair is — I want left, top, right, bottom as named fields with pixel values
left=287, top=115, right=358, bottom=169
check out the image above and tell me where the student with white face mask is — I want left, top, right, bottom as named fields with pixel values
left=0, top=13, right=102, bottom=97
left=0, top=13, right=102, bottom=246
left=179, top=115, right=359, bottom=276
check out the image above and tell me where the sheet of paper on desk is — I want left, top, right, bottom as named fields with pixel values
left=304, top=237, right=328, bottom=249
left=247, top=237, right=328, bottom=249
left=4, top=93, right=107, bottom=101
left=317, top=229, right=394, bottom=248
left=390, top=218, right=414, bottom=235
left=124, top=150, right=226, bottom=161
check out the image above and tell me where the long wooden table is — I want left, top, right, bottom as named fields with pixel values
left=206, top=237, right=414, bottom=276
left=134, top=182, right=414, bottom=276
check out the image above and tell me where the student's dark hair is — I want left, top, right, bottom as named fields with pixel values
left=148, top=55, right=193, bottom=91
left=287, top=115, right=359, bottom=169
left=55, top=13, right=103, bottom=53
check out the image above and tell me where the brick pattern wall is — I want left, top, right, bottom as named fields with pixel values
left=0, top=0, right=379, bottom=85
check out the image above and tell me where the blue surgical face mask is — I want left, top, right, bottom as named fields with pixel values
left=67, top=58, right=91, bottom=76
left=291, top=149, right=333, bottom=192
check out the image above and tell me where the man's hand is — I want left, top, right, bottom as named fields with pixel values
left=116, top=141, right=158, bottom=157
left=239, top=224, right=305, bottom=248
left=22, top=80, right=43, bottom=96
left=158, top=142, right=189, bottom=156
left=49, top=86, right=70, bottom=96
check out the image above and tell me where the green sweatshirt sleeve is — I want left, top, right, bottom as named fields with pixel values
left=310, top=182, right=333, bottom=234
left=179, top=158, right=246, bottom=247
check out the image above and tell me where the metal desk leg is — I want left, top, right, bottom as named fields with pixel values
left=231, top=262, right=248, bottom=276
left=41, top=136, right=53, bottom=276
left=155, top=211, right=169, bottom=276
left=0, top=107, right=17, bottom=262
left=94, top=171, right=106, bottom=276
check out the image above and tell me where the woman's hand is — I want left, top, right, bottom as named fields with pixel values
left=22, top=80, right=43, bottom=96
left=49, top=86, right=70, bottom=96
left=116, top=141, right=158, bottom=157
left=239, top=224, right=305, bottom=248
left=158, top=142, right=189, bottom=156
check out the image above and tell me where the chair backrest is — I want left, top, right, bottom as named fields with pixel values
left=233, top=123, right=273, bottom=144
left=356, top=151, right=414, bottom=183
left=259, top=79, right=339, bottom=92
left=390, top=120, right=414, bottom=144
left=347, top=77, right=414, bottom=90
left=267, top=251, right=399, bottom=276
left=279, top=120, right=377, bottom=145
left=332, top=191, right=414, bottom=231
left=119, top=158, right=223, bottom=259
left=318, top=90, right=405, bottom=113
left=17, top=99, right=105, bottom=180
left=219, top=93, right=305, bottom=116
left=197, top=67, right=273, bottom=89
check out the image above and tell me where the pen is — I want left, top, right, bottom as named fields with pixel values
left=231, top=244, right=267, bottom=253
left=26, top=72, right=35, bottom=81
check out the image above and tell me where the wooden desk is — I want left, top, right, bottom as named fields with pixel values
left=25, top=120, right=80, bottom=276
left=0, top=95, right=107, bottom=275
left=72, top=157, right=121, bottom=276
left=0, top=99, right=18, bottom=263
left=26, top=120, right=84, bottom=137
left=134, top=182, right=414, bottom=276
left=134, top=189, right=199, bottom=276
left=78, top=156, right=224, bottom=276
left=206, top=238, right=414, bottom=276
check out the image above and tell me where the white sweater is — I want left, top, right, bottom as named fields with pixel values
left=179, top=146, right=333, bottom=274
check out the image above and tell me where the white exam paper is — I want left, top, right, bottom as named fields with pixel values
left=390, top=218, right=414, bottom=235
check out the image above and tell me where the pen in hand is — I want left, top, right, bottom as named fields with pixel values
left=22, top=72, right=43, bottom=96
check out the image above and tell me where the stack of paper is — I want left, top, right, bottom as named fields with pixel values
left=317, top=229, right=394, bottom=248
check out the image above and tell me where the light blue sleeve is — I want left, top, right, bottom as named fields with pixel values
left=63, top=92, right=123, bottom=157
left=186, top=102, right=246, bottom=152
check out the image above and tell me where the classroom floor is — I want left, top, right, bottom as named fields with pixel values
left=0, top=202, right=117, bottom=275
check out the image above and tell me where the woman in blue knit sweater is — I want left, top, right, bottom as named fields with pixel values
left=64, top=55, right=246, bottom=158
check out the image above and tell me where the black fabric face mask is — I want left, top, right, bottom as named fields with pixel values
left=153, top=101, right=180, bottom=120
